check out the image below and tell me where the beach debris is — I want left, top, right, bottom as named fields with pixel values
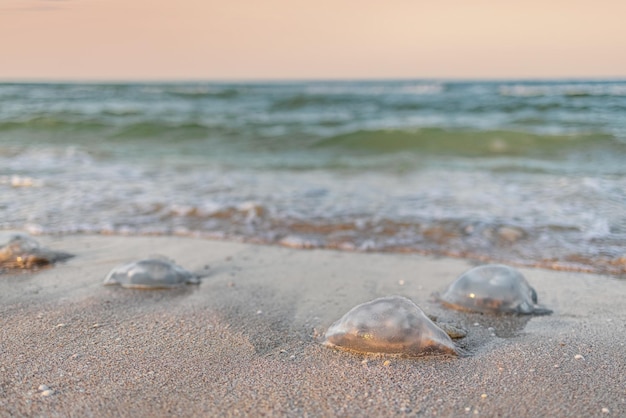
left=279, top=235, right=323, bottom=249
left=436, top=264, right=552, bottom=315
left=574, top=354, right=585, bottom=360
left=103, top=258, right=200, bottom=289
left=0, top=234, right=73, bottom=270
left=496, top=226, right=525, bottom=243
left=38, top=385, right=54, bottom=397
left=323, top=296, right=461, bottom=357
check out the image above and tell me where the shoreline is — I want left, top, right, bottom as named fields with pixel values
left=7, top=228, right=626, bottom=278
left=1, top=234, right=625, bottom=416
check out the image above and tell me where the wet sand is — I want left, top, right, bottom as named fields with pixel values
left=1, top=234, right=625, bottom=417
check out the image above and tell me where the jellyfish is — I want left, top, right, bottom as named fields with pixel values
left=103, top=258, right=200, bottom=289
left=437, top=264, right=552, bottom=315
left=0, top=235, right=73, bottom=270
left=323, top=296, right=461, bottom=357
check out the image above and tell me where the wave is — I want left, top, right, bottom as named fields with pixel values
left=499, top=83, right=626, bottom=98
left=0, top=117, right=223, bottom=142
left=270, top=94, right=356, bottom=110
left=312, top=128, right=619, bottom=157
left=0, top=116, right=108, bottom=133
left=15, top=210, right=626, bottom=276
left=165, top=86, right=240, bottom=99
left=302, top=82, right=444, bottom=96
left=3, top=114, right=623, bottom=163
left=110, top=121, right=213, bottom=140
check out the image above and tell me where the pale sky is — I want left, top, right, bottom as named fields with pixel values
left=1, top=0, right=625, bottom=80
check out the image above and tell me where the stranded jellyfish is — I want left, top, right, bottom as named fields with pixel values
left=104, top=258, right=200, bottom=289
left=323, top=296, right=461, bottom=357
left=437, top=264, right=552, bottom=315
left=0, top=235, right=73, bottom=270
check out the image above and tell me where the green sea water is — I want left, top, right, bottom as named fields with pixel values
left=1, top=80, right=625, bottom=275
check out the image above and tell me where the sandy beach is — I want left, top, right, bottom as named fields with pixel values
left=1, top=233, right=625, bottom=417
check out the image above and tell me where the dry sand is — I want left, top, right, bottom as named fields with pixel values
left=1, top=234, right=625, bottom=417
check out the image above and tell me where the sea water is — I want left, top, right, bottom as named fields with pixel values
left=1, top=80, right=625, bottom=275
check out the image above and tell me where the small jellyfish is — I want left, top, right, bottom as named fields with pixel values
left=437, top=264, right=552, bottom=315
left=103, top=258, right=200, bottom=289
left=323, top=296, right=460, bottom=357
left=0, top=235, right=73, bottom=270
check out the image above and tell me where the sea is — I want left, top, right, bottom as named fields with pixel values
left=1, top=80, right=625, bottom=276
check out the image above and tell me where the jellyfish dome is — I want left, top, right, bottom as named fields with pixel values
left=104, top=258, right=200, bottom=289
left=323, top=296, right=460, bottom=357
left=438, top=264, right=551, bottom=315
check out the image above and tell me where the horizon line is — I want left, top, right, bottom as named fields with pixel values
left=1, top=75, right=626, bottom=84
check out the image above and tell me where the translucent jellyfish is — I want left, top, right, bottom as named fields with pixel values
left=0, top=235, right=73, bottom=270
left=323, top=296, right=461, bottom=357
left=103, top=258, right=200, bottom=289
left=437, top=264, right=552, bottom=315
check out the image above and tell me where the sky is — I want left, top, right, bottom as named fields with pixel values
left=1, top=0, right=626, bottom=80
